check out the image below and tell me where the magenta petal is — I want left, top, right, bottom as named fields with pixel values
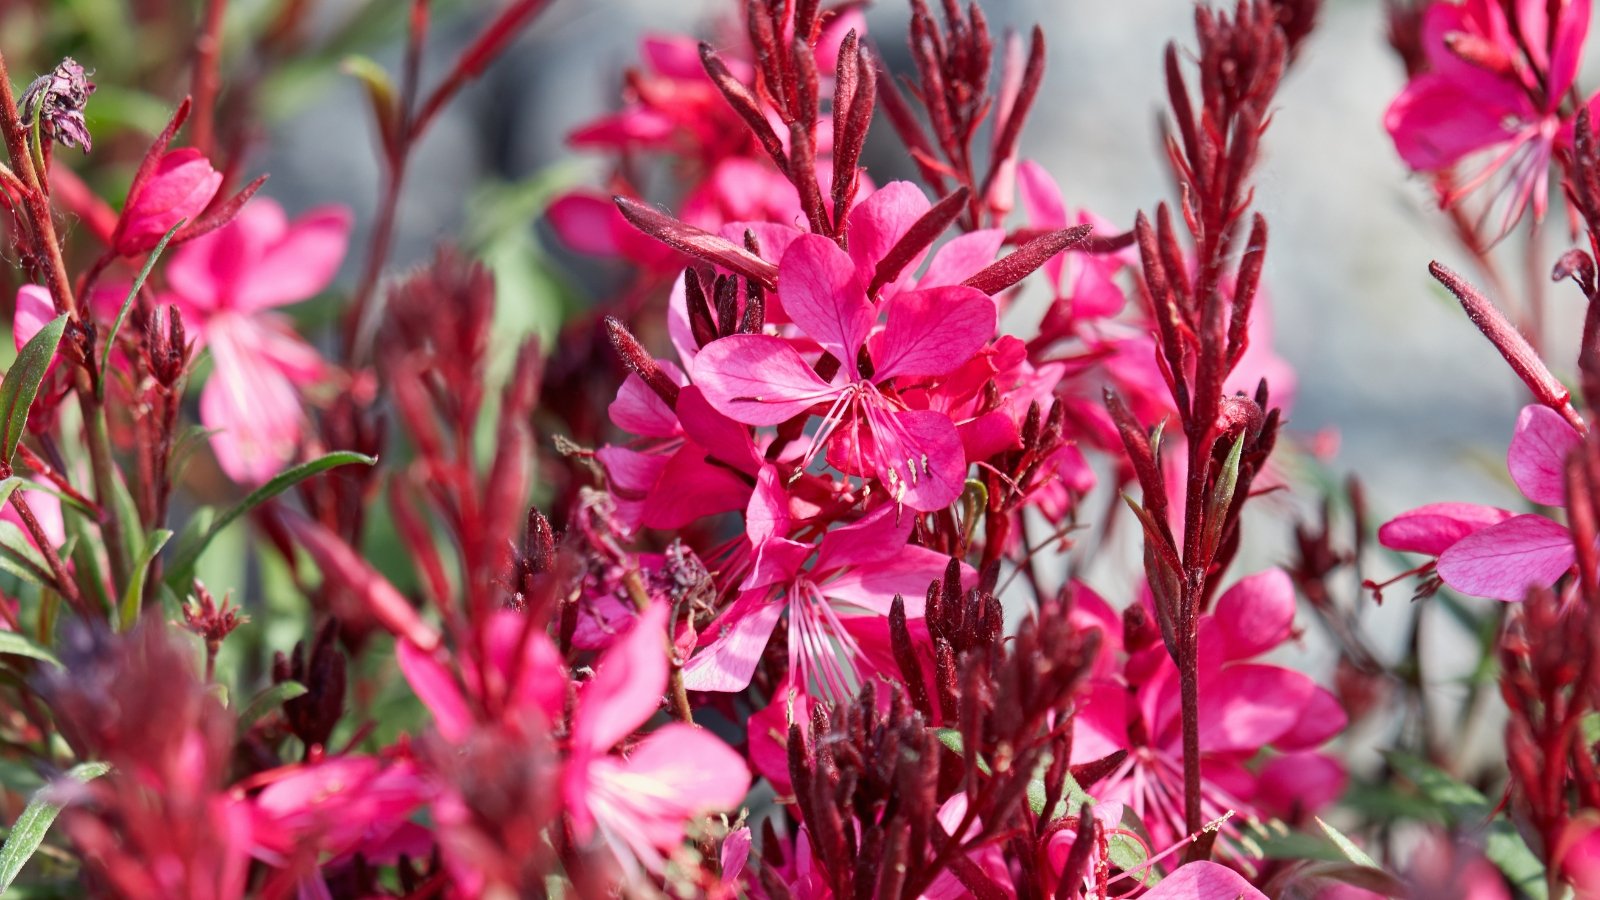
left=870, top=285, right=997, bottom=380
left=1275, top=685, right=1349, bottom=751
left=1195, top=663, right=1317, bottom=753
left=682, top=593, right=784, bottom=693
left=396, top=641, right=473, bottom=743
left=640, top=447, right=752, bottom=530
left=814, top=502, right=912, bottom=571
left=693, top=334, right=838, bottom=425
left=677, top=386, right=762, bottom=474
left=609, top=368, right=684, bottom=438
left=13, top=285, right=54, bottom=355
left=869, top=408, right=968, bottom=511
left=1141, top=861, right=1267, bottom=900
left=917, top=229, right=1005, bottom=288
left=1508, top=403, right=1581, bottom=506
left=573, top=604, right=670, bottom=753
left=1384, top=73, right=1521, bottom=171
left=778, top=233, right=874, bottom=368
left=1213, top=569, right=1296, bottom=659
left=1256, top=752, right=1347, bottom=821
left=821, top=546, right=955, bottom=616
left=1548, top=0, right=1592, bottom=97
left=1436, top=513, right=1575, bottom=601
left=846, top=181, right=932, bottom=287
left=1378, top=502, right=1515, bottom=556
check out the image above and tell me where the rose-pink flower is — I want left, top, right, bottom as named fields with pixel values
left=158, top=197, right=351, bottom=484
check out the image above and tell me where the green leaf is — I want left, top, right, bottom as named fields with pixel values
left=118, top=530, right=172, bottom=631
left=164, top=452, right=377, bottom=589
left=933, top=727, right=992, bottom=775
left=0, top=762, right=111, bottom=891
left=0, top=522, right=54, bottom=590
left=236, top=681, right=307, bottom=735
left=0, top=316, right=66, bottom=466
left=1315, top=817, right=1380, bottom=868
left=1386, top=751, right=1547, bottom=899
left=0, top=632, right=59, bottom=668
left=100, top=222, right=183, bottom=400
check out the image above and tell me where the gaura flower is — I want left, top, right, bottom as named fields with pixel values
left=158, top=197, right=351, bottom=484
left=1071, top=570, right=1347, bottom=860
left=693, top=224, right=997, bottom=511
left=1381, top=403, right=1580, bottom=601
left=1384, top=0, right=1598, bottom=230
left=682, top=466, right=952, bottom=700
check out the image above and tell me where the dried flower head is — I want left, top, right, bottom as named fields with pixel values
left=20, top=57, right=95, bottom=152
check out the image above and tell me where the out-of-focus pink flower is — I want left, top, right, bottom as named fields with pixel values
left=693, top=224, right=997, bottom=511
left=113, top=149, right=223, bottom=256
left=397, top=610, right=566, bottom=742
left=1071, top=571, right=1347, bottom=859
left=682, top=467, right=952, bottom=700
left=1380, top=404, right=1580, bottom=600
left=1141, top=861, right=1269, bottom=899
left=159, top=197, right=350, bottom=483
left=1384, top=0, right=1597, bottom=229
left=566, top=604, right=751, bottom=877
left=248, top=755, right=434, bottom=884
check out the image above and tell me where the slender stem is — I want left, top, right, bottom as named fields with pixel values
left=0, top=52, right=78, bottom=318
left=620, top=567, right=694, bottom=724
left=83, top=401, right=132, bottom=590
left=10, top=491, right=87, bottom=618
left=16, top=443, right=98, bottom=514
left=191, top=0, right=230, bottom=158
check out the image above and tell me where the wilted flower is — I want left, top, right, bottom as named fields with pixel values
left=20, top=57, right=95, bottom=152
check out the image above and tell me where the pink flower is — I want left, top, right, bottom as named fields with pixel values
left=112, top=148, right=223, bottom=256
left=1380, top=404, right=1580, bottom=600
left=1140, top=861, right=1268, bottom=899
left=566, top=604, right=752, bottom=876
left=1071, top=571, right=1347, bottom=859
left=397, top=610, right=566, bottom=742
left=595, top=364, right=761, bottom=533
left=1384, top=0, right=1597, bottom=229
left=693, top=226, right=997, bottom=511
left=159, top=197, right=351, bottom=483
left=682, top=467, right=953, bottom=700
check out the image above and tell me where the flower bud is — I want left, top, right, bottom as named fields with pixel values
left=113, top=149, right=222, bottom=256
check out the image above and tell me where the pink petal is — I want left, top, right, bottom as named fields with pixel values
left=814, top=501, right=913, bottom=571
left=1140, top=861, right=1267, bottom=900
left=721, top=828, right=752, bottom=885
left=1384, top=73, right=1523, bottom=171
left=866, top=408, right=968, bottom=512
left=1508, top=403, right=1581, bottom=506
left=779, top=233, right=874, bottom=369
left=396, top=641, right=474, bottom=743
left=746, top=465, right=792, bottom=546
left=478, top=611, right=566, bottom=722
left=677, top=386, right=762, bottom=474
left=1275, top=685, right=1349, bottom=751
left=640, top=446, right=752, bottom=530
left=917, top=229, right=1006, bottom=288
left=1255, top=752, right=1347, bottom=820
left=200, top=314, right=306, bottom=484
left=682, top=593, right=784, bottom=693
left=547, top=192, right=628, bottom=257
left=1378, top=502, right=1515, bottom=556
left=1436, top=513, right=1575, bottom=601
left=1213, top=569, right=1296, bottom=659
left=693, top=334, right=838, bottom=425
left=573, top=604, right=670, bottom=753
left=609, top=372, right=682, bottom=438
left=845, top=181, right=932, bottom=289
left=166, top=196, right=285, bottom=312
left=117, top=149, right=224, bottom=254
left=1547, top=0, right=1591, bottom=97
left=13, top=285, right=55, bottom=352
left=282, top=513, right=440, bottom=651
left=615, top=722, right=751, bottom=812
left=233, top=205, right=352, bottom=311
left=870, top=285, right=996, bottom=381
left=1193, top=663, right=1317, bottom=754
left=820, top=545, right=956, bottom=616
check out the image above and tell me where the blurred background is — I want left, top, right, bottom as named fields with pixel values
left=2, top=0, right=1568, bottom=773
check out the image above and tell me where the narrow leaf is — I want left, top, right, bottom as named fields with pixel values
left=164, top=452, right=376, bottom=589
left=236, top=680, right=308, bottom=735
left=1315, top=817, right=1380, bottom=868
left=0, top=315, right=67, bottom=466
left=118, top=529, right=172, bottom=631
left=0, top=762, right=112, bottom=892
left=613, top=197, right=779, bottom=289
left=0, top=632, right=59, bottom=668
